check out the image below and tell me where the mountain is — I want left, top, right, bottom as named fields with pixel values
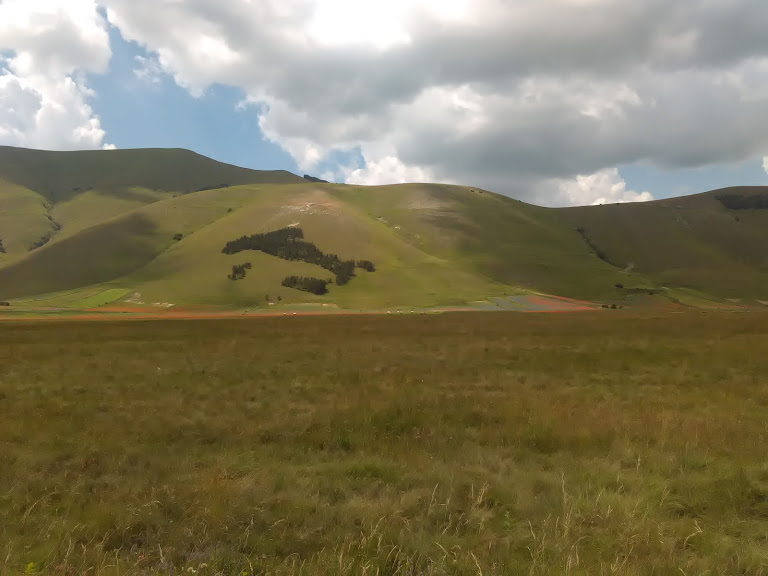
left=0, top=145, right=767, bottom=310
left=560, top=187, right=768, bottom=299
left=0, top=145, right=302, bottom=202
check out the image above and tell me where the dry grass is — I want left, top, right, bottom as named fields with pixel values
left=1, top=312, right=767, bottom=574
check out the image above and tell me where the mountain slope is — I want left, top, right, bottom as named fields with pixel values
left=120, top=184, right=516, bottom=309
left=0, top=147, right=303, bottom=264
left=329, top=183, right=641, bottom=300
left=0, top=146, right=302, bottom=203
left=0, top=179, right=53, bottom=258
left=559, top=186, right=768, bottom=299
left=1, top=146, right=768, bottom=308
left=0, top=183, right=286, bottom=300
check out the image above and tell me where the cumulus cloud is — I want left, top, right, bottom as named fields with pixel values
left=93, top=0, right=768, bottom=205
left=0, top=0, right=112, bottom=150
left=5, top=0, right=768, bottom=204
left=554, top=168, right=653, bottom=207
left=764, top=157, right=768, bottom=175
left=345, top=147, right=436, bottom=186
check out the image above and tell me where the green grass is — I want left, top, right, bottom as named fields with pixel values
left=50, top=188, right=172, bottom=240
left=68, top=288, right=131, bottom=308
left=9, top=285, right=127, bottom=309
left=0, top=213, right=159, bottom=299
left=8, top=287, right=129, bottom=310
left=1, top=312, right=767, bottom=574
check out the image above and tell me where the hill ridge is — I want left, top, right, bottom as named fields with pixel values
left=0, top=145, right=303, bottom=205
left=2, top=146, right=768, bottom=308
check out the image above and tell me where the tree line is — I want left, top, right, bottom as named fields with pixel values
left=222, top=227, right=375, bottom=287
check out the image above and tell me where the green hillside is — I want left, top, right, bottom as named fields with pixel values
left=329, top=183, right=639, bottom=300
left=0, top=179, right=54, bottom=259
left=559, top=186, right=768, bottom=299
left=0, top=146, right=302, bottom=203
left=1, top=146, right=767, bottom=309
left=0, top=146, right=302, bottom=263
left=119, top=184, right=516, bottom=309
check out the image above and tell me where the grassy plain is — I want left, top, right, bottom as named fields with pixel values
left=1, top=312, right=767, bottom=575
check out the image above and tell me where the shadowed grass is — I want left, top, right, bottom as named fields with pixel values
left=0, top=214, right=158, bottom=299
left=0, top=146, right=301, bottom=204
left=560, top=186, right=768, bottom=299
left=0, top=312, right=767, bottom=574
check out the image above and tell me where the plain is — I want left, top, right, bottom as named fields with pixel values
left=1, top=311, right=767, bottom=575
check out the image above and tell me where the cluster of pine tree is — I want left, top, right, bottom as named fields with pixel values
left=222, top=227, right=375, bottom=286
left=281, top=276, right=329, bottom=295
left=357, top=260, right=375, bottom=272
left=0, top=239, right=5, bottom=254
left=222, top=227, right=304, bottom=254
left=228, top=262, right=252, bottom=280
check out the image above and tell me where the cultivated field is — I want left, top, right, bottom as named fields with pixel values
left=1, top=312, right=767, bottom=575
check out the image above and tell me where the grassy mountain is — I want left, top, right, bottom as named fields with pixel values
left=0, top=146, right=302, bottom=203
left=560, top=186, right=768, bottom=299
left=1, top=146, right=767, bottom=309
left=0, top=146, right=303, bottom=266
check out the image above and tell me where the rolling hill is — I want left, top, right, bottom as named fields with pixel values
left=560, top=187, right=768, bottom=299
left=1, top=145, right=767, bottom=310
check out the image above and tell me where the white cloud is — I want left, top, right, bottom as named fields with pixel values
left=93, top=0, right=768, bottom=205
left=763, top=157, right=768, bottom=174
left=308, top=0, right=411, bottom=50
left=5, top=0, right=768, bottom=204
left=0, top=74, right=40, bottom=140
left=0, top=0, right=112, bottom=150
left=554, top=168, right=654, bottom=207
left=0, top=71, right=109, bottom=150
left=0, top=0, right=110, bottom=76
left=308, top=0, right=472, bottom=49
left=345, top=148, right=435, bottom=186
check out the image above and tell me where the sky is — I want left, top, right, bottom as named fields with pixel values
left=1, top=1, right=768, bottom=207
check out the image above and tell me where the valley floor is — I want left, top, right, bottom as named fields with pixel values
left=1, top=312, right=767, bottom=574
